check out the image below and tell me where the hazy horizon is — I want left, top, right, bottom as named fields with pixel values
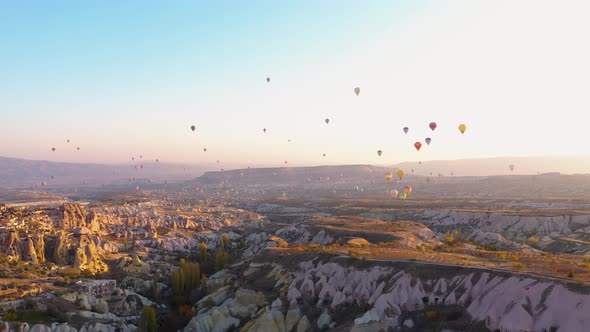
left=2, top=1, right=590, bottom=167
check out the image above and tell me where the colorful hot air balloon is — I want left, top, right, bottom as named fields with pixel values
left=429, top=122, right=437, bottom=131
left=385, top=172, right=393, bottom=182
left=397, top=169, right=405, bottom=180
left=414, top=142, right=422, bottom=151
left=458, top=124, right=467, bottom=134
left=354, top=87, right=360, bottom=96
left=425, top=137, right=432, bottom=145
left=377, top=150, right=383, bottom=157
left=403, top=185, right=412, bottom=195
left=391, top=190, right=398, bottom=199
left=325, top=118, right=330, bottom=124
left=403, top=127, right=409, bottom=134
left=191, top=125, right=196, bottom=132
left=399, top=192, right=407, bottom=200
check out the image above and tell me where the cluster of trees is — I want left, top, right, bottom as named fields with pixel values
left=171, top=260, right=203, bottom=298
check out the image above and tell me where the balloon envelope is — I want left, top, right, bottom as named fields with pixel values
left=429, top=122, right=437, bottom=131
left=385, top=172, right=393, bottom=182
left=414, top=142, right=422, bottom=151
left=403, top=127, right=409, bottom=134
left=397, top=169, right=405, bottom=180
left=266, top=77, right=270, bottom=82
left=377, top=150, right=383, bottom=156
left=425, top=137, right=432, bottom=145
left=403, top=185, right=412, bottom=195
left=325, top=118, right=330, bottom=124
left=391, top=190, right=398, bottom=199
left=399, top=192, right=407, bottom=200
left=354, top=87, right=360, bottom=96
left=458, top=124, right=467, bottom=134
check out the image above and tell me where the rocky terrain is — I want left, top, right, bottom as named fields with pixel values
left=0, top=169, right=589, bottom=331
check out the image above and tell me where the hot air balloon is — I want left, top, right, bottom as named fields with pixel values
left=140, top=165, right=144, bottom=169
left=509, top=164, right=515, bottom=171
left=403, top=185, right=412, bottom=195
left=397, top=169, right=405, bottom=180
left=50, top=175, right=55, bottom=179
left=323, top=153, right=326, bottom=157
left=191, top=125, right=196, bottom=132
left=216, top=160, right=219, bottom=163
left=139, top=155, right=142, bottom=159
left=399, top=192, right=407, bottom=200
left=76, top=147, right=80, bottom=151
left=240, top=172, right=244, bottom=177
left=411, top=169, right=415, bottom=173
left=425, top=137, right=432, bottom=145
left=67, top=139, right=70, bottom=143
left=429, top=122, right=437, bottom=131
left=156, top=159, right=159, bottom=163
left=263, top=128, right=267, bottom=133
left=132, top=157, right=135, bottom=161
left=377, top=150, right=383, bottom=157
left=266, top=77, right=270, bottom=82
left=285, top=161, right=288, bottom=164
left=354, top=87, right=360, bottom=96
left=418, top=161, right=422, bottom=165
left=414, top=142, right=422, bottom=151
left=51, top=147, right=56, bottom=152
left=203, top=148, right=207, bottom=152
left=403, top=127, right=409, bottom=134
left=325, top=118, right=330, bottom=124
left=391, top=190, right=399, bottom=199
left=135, top=186, right=139, bottom=191
left=385, top=172, right=393, bottom=182
left=458, top=124, right=467, bottom=134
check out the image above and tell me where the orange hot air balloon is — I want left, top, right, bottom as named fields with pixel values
left=458, top=124, right=467, bottom=134
left=403, top=185, right=412, bottom=195
left=385, top=172, right=393, bottom=182
left=429, top=122, right=437, bottom=131
left=354, top=87, right=360, bottom=96
left=377, top=150, right=383, bottom=157
left=414, top=142, right=422, bottom=151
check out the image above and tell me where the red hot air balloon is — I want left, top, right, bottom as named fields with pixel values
left=403, top=185, right=412, bottom=195
left=429, top=122, right=437, bottom=131
left=414, top=142, right=422, bottom=151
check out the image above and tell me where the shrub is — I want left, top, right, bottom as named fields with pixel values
left=496, top=252, right=507, bottom=259
left=425, top=310, right=438, bottom=320
left=568, top=271, right=574, bottom=278
left=204, top=297, right=216, bottom=307
left=513, top=263, right=525, bottom=270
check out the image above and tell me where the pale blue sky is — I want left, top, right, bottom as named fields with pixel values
left=1, top=1, right=589, bottom=167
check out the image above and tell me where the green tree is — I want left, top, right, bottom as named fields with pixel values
left=200, top=242, right=207, bottom=263
left=222, top=234, right=231, bottom=251
left=138, top=306, right=158, bottom=332
left=152, top=275, right=160, bottom=300
left=215, top=248, right=226, bottom=271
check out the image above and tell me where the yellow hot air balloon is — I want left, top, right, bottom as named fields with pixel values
left=397, top=169, right=405, bottom=180
left=458, top=124, right=467, bottom=134
left=399, top=192, right=407, bottom=200
left=385, top=172, right=393, bottom=182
